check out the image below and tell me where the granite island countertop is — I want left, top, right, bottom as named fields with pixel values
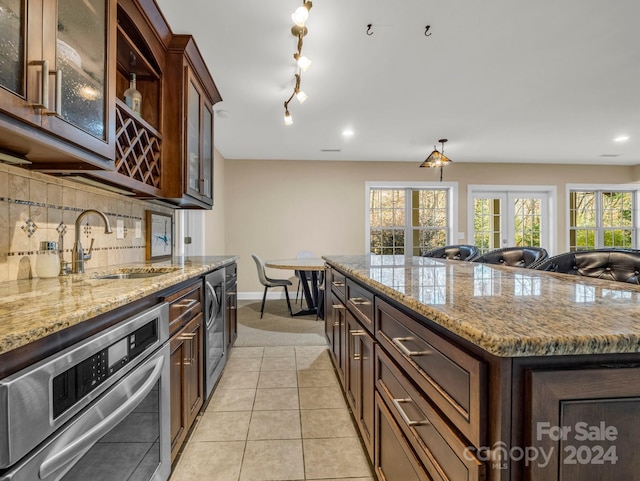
left=0, top=256, right=237, bottom=356
left=323, top=254, right=640, bottom=357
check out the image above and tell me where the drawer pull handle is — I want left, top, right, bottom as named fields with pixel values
left=392, top=337, right=431, bottom=357
left=179, top=333, right=197, bottom=340
left=349, top=297, right=371, bottom=306
left=392, top=398, right=430, bottom=427
left=353, top=354, right=361, bottom=361
left=333, top=322, right=341, bottom=327
left=175, top=299, right=198, bottom=309
left=332, top=281, right=345, bottom=287
left=332, top=304, right=346, bottom=309
left=349, top=329, right=367, bottom=337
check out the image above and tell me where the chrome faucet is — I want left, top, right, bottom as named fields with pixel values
left=72, top=209, right=113, bottom=274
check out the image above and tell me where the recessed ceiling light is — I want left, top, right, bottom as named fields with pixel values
left=613, top=135, right=629, bottom=142
left=342, top=129, right=354, bottom=137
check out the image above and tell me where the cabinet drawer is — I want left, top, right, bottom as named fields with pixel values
left=375, top=392, right=431, bottom=481
left=376, top=348, right=484, bottom=481
left=164, top=281, right=203, bottom=336
left=346, top=278, right=374, bottom=333
left=376, top=297, right=485, bottom=447
left=330, top=269, right=346, bottom=301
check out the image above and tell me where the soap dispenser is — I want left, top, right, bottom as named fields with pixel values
left=36, top=241, right=61, bottom=278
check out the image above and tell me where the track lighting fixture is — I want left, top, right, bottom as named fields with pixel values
left=419, top=138, right=452, bottom=181
left=284, top=1, right=312, bottom=125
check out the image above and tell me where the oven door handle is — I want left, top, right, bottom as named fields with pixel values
left=38, top=354, right=165, bottom=479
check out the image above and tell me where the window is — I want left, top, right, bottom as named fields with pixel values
left=569, top=189, right=636, bottom=251
left=366, top=182, right=456, bottom=256
left=468, top=187, right=555, bottom=255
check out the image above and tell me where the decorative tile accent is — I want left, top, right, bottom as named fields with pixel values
left=20, top=218, right=37, bottom=238
left=56, top=222, right=67, bottom=235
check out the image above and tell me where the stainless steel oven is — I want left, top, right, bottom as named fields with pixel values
left=0, top=303, right=171, bottom=481
left=204, top=267, right=226, bottom=399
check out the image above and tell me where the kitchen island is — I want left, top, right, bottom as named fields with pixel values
left=323, top=254, right=640, bottom=481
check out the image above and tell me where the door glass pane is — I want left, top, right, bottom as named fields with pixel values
left=57, top=0, right=106, bottom=139
left=474, top=198, right=501, bottom=253
left=0, top=0, right=24, bottom=95
left=513, top=198, right=541, bottom=247
left=187, top=81, right=200, bottom=192
left=202, top=104, right=213, bottom=198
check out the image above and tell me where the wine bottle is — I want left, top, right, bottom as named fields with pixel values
left=124, top=73, right=142, bottom=116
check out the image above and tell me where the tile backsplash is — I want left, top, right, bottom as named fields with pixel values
left=0, top=163, right=174, bottom=282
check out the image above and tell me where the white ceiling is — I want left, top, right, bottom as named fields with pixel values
left=155, top=0, right=640, bottom=165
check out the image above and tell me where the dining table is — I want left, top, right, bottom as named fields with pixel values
left=264, top=258, right=325, bottom=317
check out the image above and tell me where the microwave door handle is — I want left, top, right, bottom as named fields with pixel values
left=38, top=354, right=165, bottom=479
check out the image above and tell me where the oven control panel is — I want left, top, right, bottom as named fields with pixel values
left=52, top=319, right=158, bottom=418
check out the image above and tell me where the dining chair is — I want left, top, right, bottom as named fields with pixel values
left=252, top=254, right=293, bottom=318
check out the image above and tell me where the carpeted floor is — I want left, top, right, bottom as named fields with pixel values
left=235, top=299, right=327, bottom=347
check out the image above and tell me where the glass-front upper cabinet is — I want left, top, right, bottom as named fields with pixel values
left=0, top=0, right=115, bottom=162
left=0, top=0, right=40, bottom=123
left=185, top=70, right=214, bottom=205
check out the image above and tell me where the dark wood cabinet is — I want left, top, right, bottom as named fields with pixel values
left=164, top=280, right=204, bottom=463
left=326, top=291, right=347, bottom=384
left=523, top=367, right=640, bottom=481
left=163, top=35, right=221, bottom=209
left=0, top=0, right=116, bottom=167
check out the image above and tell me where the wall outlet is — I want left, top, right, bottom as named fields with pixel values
left=184, top=236, right=192, bottom=245
left=116, top=219, right=125, bottom=239
left=135, top=221, right=142, bottom=239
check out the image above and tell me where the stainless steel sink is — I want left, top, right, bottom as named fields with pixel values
left=92, top=271, right=169, bottom=280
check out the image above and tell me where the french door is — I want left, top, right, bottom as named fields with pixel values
left=469, top=189, right=552, bottom=254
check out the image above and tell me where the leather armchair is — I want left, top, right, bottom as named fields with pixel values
left=532, top=249, right=640, bottom=284
left=473, top=246, right=548, bottom=268
left=422, top=245, right=479, bottom=261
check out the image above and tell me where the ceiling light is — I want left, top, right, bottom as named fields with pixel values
left=294, top=53, right=312, bottom=71
left=342, top=129, right=354, bottom=137
left=296, top=90, right=308, bottom=103
left=614, top=135, right=629, bottom=142
left=283, top=1, right=313, bottom=125
left=419, top=138, right=452, bottom=181
left=291, top=1, right=312, bottom=27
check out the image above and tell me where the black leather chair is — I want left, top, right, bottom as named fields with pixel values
left=532, top=249, right=640, bottom=284
left=422, top=244, right=479, bottom=261
left=473, top=246, right=549, bottom=268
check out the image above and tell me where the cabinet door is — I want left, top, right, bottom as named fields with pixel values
left=526, top=367, right=640, bottom=481
left=201, top=101, right=213, bottom=201
left=326, top=292, right=346, bottom=384
left=0, top=0, right=40, bottom=123
left=169, top=328, right=188, bottom=462
left=184, top=312, right=204, bottom=429
left=346, top=309, right=375, bottom=458
left=185, top=68, right=214, bottom=205
left=40, top=0, right=115, bottom=159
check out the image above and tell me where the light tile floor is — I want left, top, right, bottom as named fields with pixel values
left=169, top=345, right=375, bottom=481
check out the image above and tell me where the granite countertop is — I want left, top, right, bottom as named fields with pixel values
left=0, top=256, right=238, bottom=356
left=323, top=255, right=640, bottom=357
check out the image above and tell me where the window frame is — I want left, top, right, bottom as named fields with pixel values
left=365, top=181, right=458, bottom=255
left=566, top=184, right=640, bottom=251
